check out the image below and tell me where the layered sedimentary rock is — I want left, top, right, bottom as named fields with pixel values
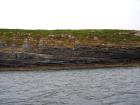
left=0, top=46, right=140, bottom=67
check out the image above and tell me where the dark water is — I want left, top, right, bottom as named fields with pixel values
left=0, top=67, right=140, bottom=105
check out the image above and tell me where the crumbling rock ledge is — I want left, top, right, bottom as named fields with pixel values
left=1, top=46, right=140, bottom=68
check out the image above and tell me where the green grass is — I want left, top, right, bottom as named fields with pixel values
left=0, top=29, right=140, bottom=47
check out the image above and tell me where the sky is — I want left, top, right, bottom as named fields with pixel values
left=0, top=0, right=140, bottom=30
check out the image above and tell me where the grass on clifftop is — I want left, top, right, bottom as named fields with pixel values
left=0, top=29, right=140, bottom=49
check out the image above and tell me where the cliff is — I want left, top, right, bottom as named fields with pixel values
left=0, top=29, right=140, bottom=68
left=1, top=46, right=140, bottom=67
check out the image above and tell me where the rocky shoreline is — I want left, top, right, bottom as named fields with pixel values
left=1, top=46, right=140, bottom=69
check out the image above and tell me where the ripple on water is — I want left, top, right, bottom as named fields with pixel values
left=0, top=67, right=140, bottom=105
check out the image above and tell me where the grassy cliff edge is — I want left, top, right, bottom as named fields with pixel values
left=0, top=29, right=140, bottom=51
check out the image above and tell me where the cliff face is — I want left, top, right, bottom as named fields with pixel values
left=1, top=46, right=140, bottom=67
left=1, top=29, right=140, bottom=67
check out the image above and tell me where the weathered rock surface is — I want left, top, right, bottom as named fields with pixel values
left=1, top=46, right=140, bottom=67
left=0, top=41, right=6, bottom=48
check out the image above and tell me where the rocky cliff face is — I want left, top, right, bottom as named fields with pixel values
left=0, top=46, right=140, bottom=67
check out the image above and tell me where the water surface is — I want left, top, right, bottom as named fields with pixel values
left=0, top=67, right=140, bottom=105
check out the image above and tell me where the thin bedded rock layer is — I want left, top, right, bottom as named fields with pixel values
left=0, top=46, right=140, bottom=67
